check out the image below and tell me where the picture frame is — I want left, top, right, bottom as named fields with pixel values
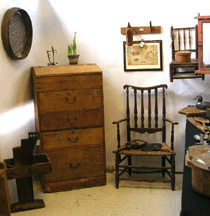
left=123, top=40, right=163, bottom=72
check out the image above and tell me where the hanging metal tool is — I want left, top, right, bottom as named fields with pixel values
left=47, top=46, right=58, bottom=66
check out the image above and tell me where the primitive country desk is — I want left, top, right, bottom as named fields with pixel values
left=179, top=107, right=210, bottom=216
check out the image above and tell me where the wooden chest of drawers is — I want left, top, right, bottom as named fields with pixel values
left=32, top=64, right=106, bottom=192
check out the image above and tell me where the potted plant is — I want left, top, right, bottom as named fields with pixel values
left=67, top=32, right=79, bottom=65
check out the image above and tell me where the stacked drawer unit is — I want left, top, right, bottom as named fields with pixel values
left=32, top=64, right=106, bottom=192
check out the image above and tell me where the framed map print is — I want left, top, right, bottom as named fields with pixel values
left=123, top=40, right=163, bottom=71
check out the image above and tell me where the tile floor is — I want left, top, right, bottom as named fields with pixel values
left=11, top=173, right=182, bottom=216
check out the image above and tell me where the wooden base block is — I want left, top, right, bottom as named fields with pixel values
left=42, top=175, right=106, bottom=193
left=10, top=199, right=45, bottom=213
left=0, top=162, right=11, bottom=216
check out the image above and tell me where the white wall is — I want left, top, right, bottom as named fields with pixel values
left=1, top=0, right=210, bottom=175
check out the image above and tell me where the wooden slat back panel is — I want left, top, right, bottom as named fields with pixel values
left=124, top=84, right=167, bottom=134
left=171, top=25, right=198, bottom=60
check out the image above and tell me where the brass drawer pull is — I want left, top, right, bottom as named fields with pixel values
left=70, top=163, right=80, bottom=169
left=67, top=137, right=78, bottom=143
left=67, top=118, right=77, bottom=124
left=66, top=96, right=76, bottom=104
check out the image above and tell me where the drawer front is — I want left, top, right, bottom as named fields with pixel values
left=38, top=89, right=102, bottom=112
left=44, top=146, right=105, bottom=182
left=35, top=74, right=102, bottom=92
left=40, top=108, right=103, bottom=131
left=41, top=127, right=104, bottom=150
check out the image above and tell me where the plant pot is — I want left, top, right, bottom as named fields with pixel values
left=67, top=55, right=80, bottom=65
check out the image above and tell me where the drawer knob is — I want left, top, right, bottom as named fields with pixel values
left=66, top=96, right=76, bottom=104
left=70, top=163, right=80, bottom=169
left=67, top=137, right=78, bottom=143
left=67, top=118, right=77, bottom=124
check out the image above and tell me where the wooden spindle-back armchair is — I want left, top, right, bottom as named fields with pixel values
left=113, top=84, right=178, bottom=190
left=169, top=25, right=204, bottom=81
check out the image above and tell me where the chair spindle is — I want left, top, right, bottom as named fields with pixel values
left=183, top=29, right=186, bottom=50
left=155, top=88, right=158, bottom=128
left=141, top=89, right=144, bottom=128
left=188, top=29, right=191, bottom=50
left=148, top=89, right=151, bottom=128
left=134, top=89, right=138, bottom=128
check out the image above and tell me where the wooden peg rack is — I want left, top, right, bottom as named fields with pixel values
left=121, top=21, right=161, bottom=35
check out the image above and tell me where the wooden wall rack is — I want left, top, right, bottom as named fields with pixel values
left=121, top=21, right=161, bottom=35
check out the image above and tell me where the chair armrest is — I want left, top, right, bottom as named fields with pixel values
left=164, top=118, right=178, bottom=151
left=113, top=118, right=128, bottom=124
left=164, top=118, right=178, bottom=125
left=113, top=118, right=128, bottom=150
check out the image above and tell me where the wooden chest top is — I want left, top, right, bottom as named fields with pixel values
left=32, top=64, right=102, bottom=77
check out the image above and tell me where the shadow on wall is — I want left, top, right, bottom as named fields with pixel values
left=0, top=102, right=35, bottom=159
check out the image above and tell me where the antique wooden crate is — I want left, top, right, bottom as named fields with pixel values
left=32, top=64, right=106, bottom=192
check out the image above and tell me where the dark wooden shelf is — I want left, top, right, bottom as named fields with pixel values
left=178, top=106, right=206, bottom=116
left=173, top=72, right=204, bottom=79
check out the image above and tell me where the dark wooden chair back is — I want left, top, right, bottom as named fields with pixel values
left=171, top=25, right=198, bottom=60
left=124, top=84, right=167, bottom=143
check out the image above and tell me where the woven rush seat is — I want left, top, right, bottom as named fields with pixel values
left=118, top=143, right=175, bottom=156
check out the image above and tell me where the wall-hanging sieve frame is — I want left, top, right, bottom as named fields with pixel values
left=1, top=7, right=33, bottom=60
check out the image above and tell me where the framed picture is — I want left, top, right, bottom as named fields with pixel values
left=123, top=40, right=163, bottom=72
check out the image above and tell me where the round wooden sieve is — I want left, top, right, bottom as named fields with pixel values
left=1, top=7, right=33, bottom=60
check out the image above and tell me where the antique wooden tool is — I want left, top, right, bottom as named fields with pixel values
left=0, top=162, right=11, bottom=216
left=187, top=117, right=210, bottom=133
left=192, top=151, right=210, bottom=197
left=194, top=116, right=210, bottom=131
left=4, top=132, right=52, bottom=213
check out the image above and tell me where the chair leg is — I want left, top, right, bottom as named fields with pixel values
left=162, top=156, right=166, bottom=177
left=128, top=156, right=132, bottom=176
left=115, top=153, right=119, bottom=189
left=170, top=64, right=173, bottom=82
left=171, top=155, right=175, bottom=191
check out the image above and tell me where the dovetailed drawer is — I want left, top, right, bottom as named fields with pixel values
left=35, top=74, right=102, bottom=92
left=32, top=65, right=106, bottom=191
left=41, top=127, right=104, bottom=150
left=44, top=146, right=105, bottom=182
left=39, top=108, right=103, bottom=131
left=38, top=89, right=102, bottom=112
